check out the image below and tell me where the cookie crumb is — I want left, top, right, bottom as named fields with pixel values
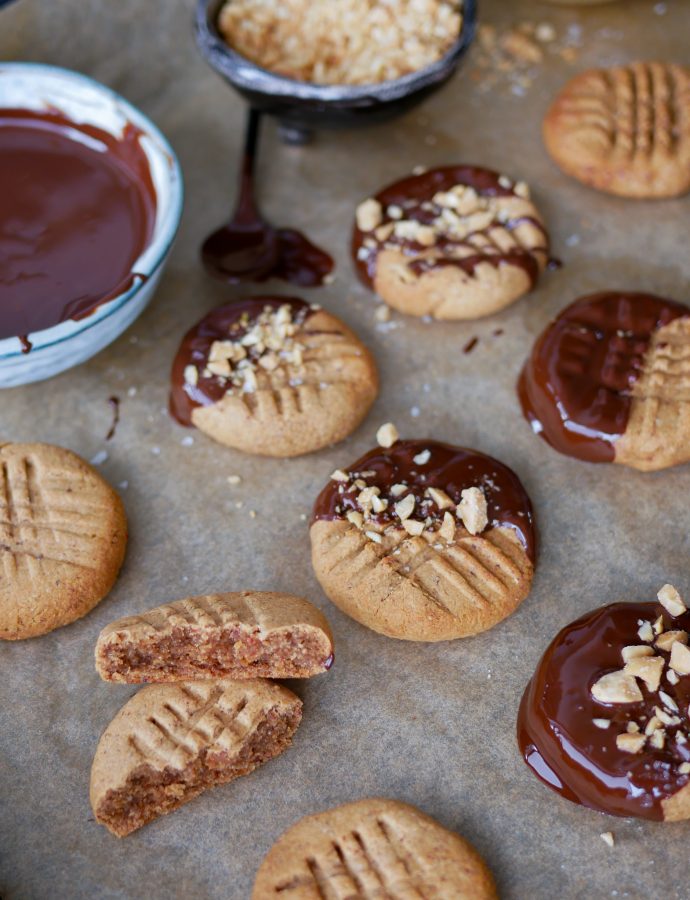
left=227, top=475, right=242, bottom=485
left=600, top=832, right=615, bottom=848
left=377, top=422, right=399, bottom=448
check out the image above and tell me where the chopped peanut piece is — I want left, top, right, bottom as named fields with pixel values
left=376, top=422, right=399, bottom=448
left=649, top=730, right=666, bottom=750
left=621, top=645, right=654, bottom=663
left=670, top=642, right=690, bottom=676
left=395, top=494, right=416, bottom=521
left=658, top=584, right=686, bottom=617
left=402, top=519, right=425, bottom=537
left=331, top=469, right=349, bottom=482
left=656, top=630, right=689, bottom=652
left=438, top=511, right=456, bottom=542
left=413, top=449, right=431, bottom=465
left=659, top=691, right=679, bottom=712
left=183, top=365, right=198, bottom=386
left=591, top=671, right=643, bottom=704
left=390, top=483, right=408, bottom=498
left=356, top=199, right=383, bottom=232
left=592, top=718, right=611, bottom=730
left=371, top=495, right=388, bottom=514
left=637, top=621, right=654, bottom=643
left=427, top=487, right=453, bottom=509
left=616, top=733, right=645, bottom=754
left=600, top=832, right=615, bottom=848
left=645, top=716, right=662, bottom=735
left=624, top=656, right=664, bottom=692
left=365, top=530, right=382, bottom=544
left=346, top=510, right=364, bottom=529
left=679, top=763, right=690, bottom=775
left=457, top=487, right=488, bottom=536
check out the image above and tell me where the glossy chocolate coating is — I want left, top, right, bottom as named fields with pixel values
left=351, top=165, right=549, bottom=291
left=519, top=602, right=690, bottom=820
left=169, top=297, right=314, bottom=426
left=311, top=439, right=536, bottom=563
left=0, top=107, right=155, bottom=342
left=518, top=291, right=689, bottom=463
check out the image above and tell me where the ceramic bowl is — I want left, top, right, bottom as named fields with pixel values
left=0, top=63, right=184, bottom=387
left=195, top=0, right=477, bottom=139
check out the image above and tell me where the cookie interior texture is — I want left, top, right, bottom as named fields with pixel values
left=90, top=679, right=302, bottom=837
left=543, top=62, right=690, bottom=198
left=352, top=165, right=549, bottom=320
left=519, top=595, right=690, bottom=821
left=310, top=439, right=535, bottom=641
left=252, top=797, right=498, bottom=899
left=0, top=441, right=127, bottom=640
left=518, top=291, right=690, bottom=471
left=95, top=591, right=334, bottom=683
left=169, top=297, right=378, bottom=457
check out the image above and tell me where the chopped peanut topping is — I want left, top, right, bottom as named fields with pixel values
left=637, top=621, right=654, bottom=643
left=591, top=671, right=643, bottom=704
left=427, top=487, right=453, bottom=510
left=616, top=733, right=646, bottom=754
left=670, top=642, right=690, bottom=676
left=346, top=510, right=364, bottom=529
left=621, top=645, right=654, bottom=663
left=402, top=519, right=425, bottom=537
left=658, top=584, right=686, bottom=618
left=592, top=718, right=611, bottom=730
left=376, top=422, right=399, bottom=448
left=438, top=511, right=456, bottom=542
left=600, top=832, right=615, bottom=848
left=331, top=469, right=349, bottom=482
left=356, top=199, right=383, bottom=232
left=184, top=365, right=198, bottom=386
left=656, top=630, right=688, bottom=652
left=394, top=494, right=416, bottom=521
left=457, top=487, right=488, bottom=536
left=624, top=656, right=664, bottom=693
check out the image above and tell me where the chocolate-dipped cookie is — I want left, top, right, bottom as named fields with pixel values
left=518, top=291, right=690, bottom=471
left=352, top=166, right=550, bottom=320
left=170, top=298, right=378, bottom=457
left=519, top=586, right=690, bottom=821
left=310, top=434, right=535, bottom=641
left=544, top=62, right=690, bottom=199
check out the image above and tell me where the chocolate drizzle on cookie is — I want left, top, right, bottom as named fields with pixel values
left=312, top=439, right=536, bottom=562
left=351, top=166, right=550, bottom=291
left=518, top=595, right=690, bottom=820
left=518, top=292, right=689, bottom=462
left=169, top=297, right=317, bottom=426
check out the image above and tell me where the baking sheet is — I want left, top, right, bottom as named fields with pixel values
left=1, top=0, right=689, bottom=897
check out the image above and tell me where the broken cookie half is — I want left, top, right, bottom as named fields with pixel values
left=95, top=591, right=334, bottom=683
left=90, top=678, right=302, bottom=837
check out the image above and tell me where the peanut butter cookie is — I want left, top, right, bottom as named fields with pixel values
left=543, top=62, right=690, bottom=198
left=252, top=798, right=498, bottom=899
left=95, top=591, right=334, bottom=683
left=519, top=585, right=690, bottom=821
left=518, top=291, right=690, bottom=471
left=310, top=435, right=535, bottom=641
left=91, top=678, right=301, bottom=837
left=0, top=442, right=127, bottom=640
left=352, top=166, right=550, bottom=320
left=170, top=297, right=378, bottom=457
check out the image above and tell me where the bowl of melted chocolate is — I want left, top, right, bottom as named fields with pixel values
left=0, top=63, right=183, bottom=386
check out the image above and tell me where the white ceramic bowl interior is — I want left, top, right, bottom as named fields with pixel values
left=0, top=63, right=184, bottom=387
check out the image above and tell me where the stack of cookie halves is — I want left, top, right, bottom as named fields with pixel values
left=90, top=590, right=334, bottom=837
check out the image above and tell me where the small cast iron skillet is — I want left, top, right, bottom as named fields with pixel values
left=195, top=0, right=477, bottom=138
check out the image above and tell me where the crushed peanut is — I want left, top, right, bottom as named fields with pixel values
left=457, top=487, right=488, bottom=536
left=218, top=0, right=463, bottom=86
left=591, top=671, right=643, bottom=704
left=670, top=642, right=690, bottom=675
left=621, top=645, right=654, bottom=663
left=356, top=199, right=383, bottom=232
left=600, top=832, right=615, bottom=848
left=658, top=584, right=686, bottom=618
left=623, top=656, right=664, bottom=693
left=656, top=630, right=688, bottom=652
left=616, top=733, right=646, bottom=754
left=376, top=422, right=399, bottom=448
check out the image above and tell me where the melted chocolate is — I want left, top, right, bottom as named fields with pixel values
left=105, top=396, right=121, bottom=442
left=351, top=165, right=549, bottom=291
left=518, top=292, right=689, bottom=462
left=260, top=228, right=334, bottom=287
left=169, top=297, right=314, bottom=427
left=0, top=107, right=156, bottom=343
left=518, top=602, right=690, bottom=820
left=311, top=439, right=536, bottom=562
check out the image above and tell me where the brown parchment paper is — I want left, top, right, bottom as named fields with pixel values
left=1, top=1, right=689, bottom=897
